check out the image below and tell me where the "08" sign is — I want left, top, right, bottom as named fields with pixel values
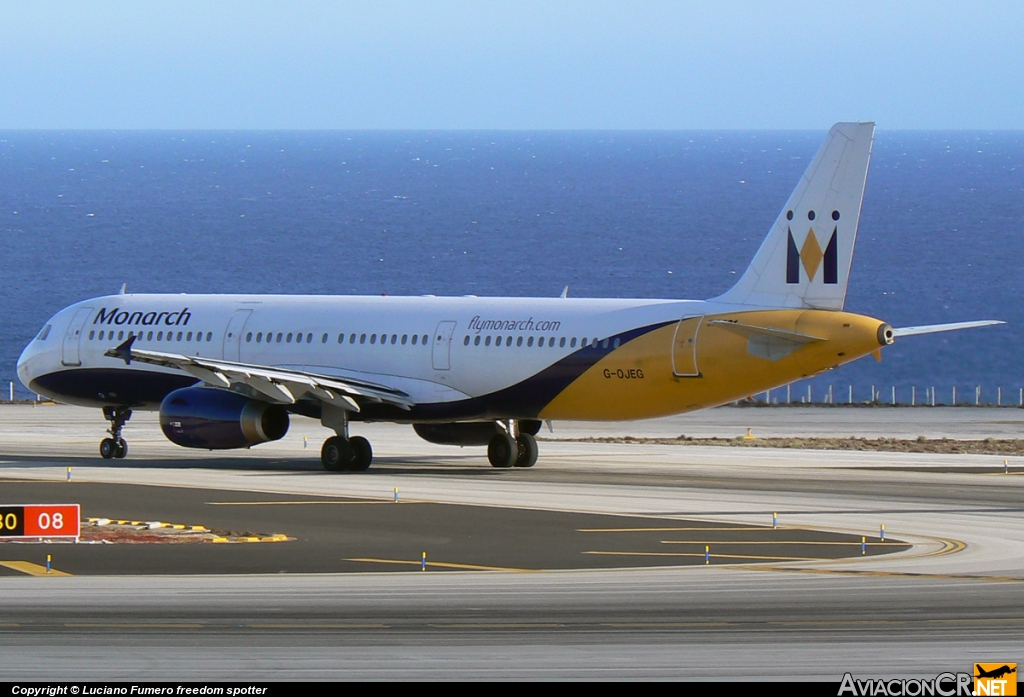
left=0, top=505, right=80, bottom=538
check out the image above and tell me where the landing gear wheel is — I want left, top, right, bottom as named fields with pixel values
left=514, top=433, right=538, bottom=468
left=321, top=436, right=352, bottom=472
left=349, top=436, right=373, bottom=472
left=100, top=406, right=132, bottom=460
left=488, top=432, right=518, bottom=468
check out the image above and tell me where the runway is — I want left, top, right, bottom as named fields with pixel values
left=0, top=405, right=1022, bottom=680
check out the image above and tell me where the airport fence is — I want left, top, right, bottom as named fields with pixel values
left=748, top=384, right=1024, bottom=407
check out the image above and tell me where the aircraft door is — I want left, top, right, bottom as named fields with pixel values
left=432, top=321, right=457, bottom=371
left=222, top=309, right=252, bottom=361
left=61, top=306, right=94, bottom=367
left=671, top=315, right=704, bottom=377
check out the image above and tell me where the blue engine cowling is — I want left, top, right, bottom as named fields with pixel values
left=159, top=386, right=289, bottom=449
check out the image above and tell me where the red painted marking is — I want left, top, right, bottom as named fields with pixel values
left=23, top=505, right=80, bottom=537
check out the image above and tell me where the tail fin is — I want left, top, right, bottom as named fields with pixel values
left=713, top=122, right=875, bottom=310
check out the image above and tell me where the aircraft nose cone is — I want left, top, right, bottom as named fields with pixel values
left=17, top=342, right=38, bottom=391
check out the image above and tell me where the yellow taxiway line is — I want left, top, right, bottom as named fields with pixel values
left=345, top=557, right=532, bottom=572
left=0, top=561, right=71, bottom=577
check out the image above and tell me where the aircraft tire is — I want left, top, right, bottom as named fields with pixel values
left=349, top=436, right=373, bottom=471
left=100, top=438, right=117, bottom=460
left=114, top=438, right=128, bottom=459
left=488, top=432, right=517, bottom=468
left=514, top=433, right=538, bottom=468
left=321, top=436, right=352, bottom=472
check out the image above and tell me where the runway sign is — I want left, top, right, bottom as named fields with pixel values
left=0, top=504, right=80, bottom=538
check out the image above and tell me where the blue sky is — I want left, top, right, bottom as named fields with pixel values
left=2, top=1, right=1021, bottom=129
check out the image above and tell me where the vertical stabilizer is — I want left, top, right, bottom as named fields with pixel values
left=713, top=122, right=875, bottom=310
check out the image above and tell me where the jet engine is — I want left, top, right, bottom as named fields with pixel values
left=159, top=386, right=289, bottom=449
left=413, top=420, right=541, bottom=446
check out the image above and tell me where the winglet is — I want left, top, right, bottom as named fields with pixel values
left=105, top=336, right=136, bottom=365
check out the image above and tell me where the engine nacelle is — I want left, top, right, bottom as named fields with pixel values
left=159, top=386, right=289, bottom=449
left=413, top=420, right=541, bottom=446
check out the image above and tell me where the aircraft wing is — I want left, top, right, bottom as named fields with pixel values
left=892, top=320, right=1005, bottom=338
left=104, top=337, right=413, bottom=412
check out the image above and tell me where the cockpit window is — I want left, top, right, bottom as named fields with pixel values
left=36, top=324, right=51, bottom=341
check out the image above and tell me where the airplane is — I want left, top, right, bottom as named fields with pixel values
left=976, top=665, right=1016, bottom=680
left=16, top=122, right=1002, bottom=471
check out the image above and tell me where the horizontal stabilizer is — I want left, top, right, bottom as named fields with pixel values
left=707, top=319, right=823, bottom=361
left=706, top=320, right=823, bottom=344
left=892, top=320, right=1005, bottom=338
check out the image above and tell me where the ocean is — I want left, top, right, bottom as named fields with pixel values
left=2, top=130, right=1022, bottom=404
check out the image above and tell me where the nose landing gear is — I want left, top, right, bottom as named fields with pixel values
left=100, top=406, right=132, bottom=459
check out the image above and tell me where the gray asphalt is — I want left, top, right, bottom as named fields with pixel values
left=1, top=405, right=1021, bottom=680
left=0, top=571, right=1019, bottom=680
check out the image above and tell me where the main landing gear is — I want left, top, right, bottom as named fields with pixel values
left=99, top=406, right=132, bottom=459
left=319, top=404, right=373, bottom=472
left=321, top=435, right=373, bottom=472
left=488, top=420, right=538, bottom=469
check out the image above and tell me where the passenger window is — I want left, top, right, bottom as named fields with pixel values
left=527, top=337, right=534, bottom=347
left=360, top=334, right=366, bottom=344
left=147, top=331, right=153, bottom=340
left=464, top=336, right=470, bottom=346
left=350, top=333, right=357, bottom=344
left=602, top=338, right=609, bottom=349
left=422, top=334, right=428, bottom=345
left=412, top=334, right=418, bottom=345
left=118, top=331, right=124, bottom=340
left=474, top=336, right=481, bottom=346
left=559, top=337, right=566, bottom=348
left=517, top=336, right=523, bottom=347
left=613, top=338, right=621, bottom=348
left=337, top=334, right=343, bottom=344
left=155, top=331, right=162, bottom=340
left=186, top=332, right=192, bottom=341
left=570, top=337, right=577, bottom=348
left=307, top=333, right=313, bottom=343
left=391, top=334, right=397, bottom=345
left=401, top=334, right=408, bottom=345
left=370, top=334, right=376, bottom=344
left=176, top=332, right=183, bottom=341
left=88, top=330, right=95, bottom=340
left=286, top=333, right=293, bottom=343
left=206, top=332, right=212, bottom=341
left=276, top=333, right=283, bottom=343
left=485, top=336, right=491, bottom=347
